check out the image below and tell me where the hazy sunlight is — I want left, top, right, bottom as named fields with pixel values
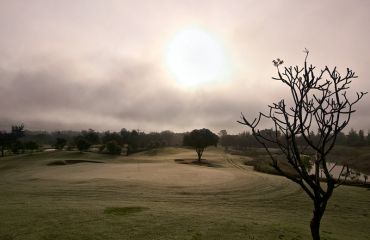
left=165, top=28, right=230, bottom=87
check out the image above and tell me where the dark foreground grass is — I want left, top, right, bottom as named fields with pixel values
left=104, top=207, right=149, bottom=216
left=0, top=150, right=369, bottom=240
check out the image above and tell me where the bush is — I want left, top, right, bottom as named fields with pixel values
left=54, top=138, right=67, bottom=150
left=10, top=140, right=24, bottom=154
left=24, top=141, right=39, bottom=152
left=106, top=141, right=122, bottom=155
left=75, top=138, right=91, bottom=152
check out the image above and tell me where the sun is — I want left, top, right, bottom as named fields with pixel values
left=165, top=28, right=230, bottom=87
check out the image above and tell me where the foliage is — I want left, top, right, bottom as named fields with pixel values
left=54, top=137, right=67, bottom=150
left=220, top=128, right=370, bottom=151
left=105, top=140, right=122, bottom=155
left=75, top=137, right=91, bottom=152
left=0, top=124, right=25, bottom=157
left=183, top=128, right=219, bottom=162
left=10, top=140, right=24, bottom=154
left=81, top=129, right=100, bottom=145
left=300, top=155, right=313, bottom=172
left=24, top=141, right=39, bottom=152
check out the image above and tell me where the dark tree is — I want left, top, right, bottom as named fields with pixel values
left=0, top=124, right=25, bottom=157
left=218, top=129, right=228, bottom=137
left=106, top=140, right=122, bottom=155
left=120, top=128, right=130, bottom=145
left=347, top=128, right=360, bottom=146
left=75, top=137, right=91, bottom=152
left=10, top=140, right=24, bottom=154
left=126, top=130, right=139, bottom=155
left=54, top=138, right=67, bottom=150
left=220, top=134, right=235, bottom=151
left=183, top=128, right=218, bottom=162
left=82, top=129, right=100, bottom=145
left=238, top=50, right=367, bottom=240
left=358, top=129, right=365, bottom=146
left=335, top=132, right=346, bottom=145
left=102, top=131, right=122, bottom=145
left=24, top=141, right=39, bottom=152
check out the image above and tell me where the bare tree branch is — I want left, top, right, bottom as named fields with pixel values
left=239, top=51, right=367, bottom=240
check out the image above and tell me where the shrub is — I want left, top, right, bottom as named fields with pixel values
left=106, top=140, right=122, bottom=155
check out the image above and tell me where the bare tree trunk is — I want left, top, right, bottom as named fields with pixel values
left=310, top=200, right=325, bottom=240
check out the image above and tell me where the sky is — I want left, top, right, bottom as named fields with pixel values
left=0, top=0, right=369, bottom=134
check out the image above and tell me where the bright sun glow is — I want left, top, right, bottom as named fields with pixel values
left=165, top=28, right=230, bottom=87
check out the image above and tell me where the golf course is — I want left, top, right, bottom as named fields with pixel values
left=0, top=147, right=369, bottom=240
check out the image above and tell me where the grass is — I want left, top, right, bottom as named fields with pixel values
left=0, top=148, right=369, bottom=240
left=104, top=207, right=149, bottom=216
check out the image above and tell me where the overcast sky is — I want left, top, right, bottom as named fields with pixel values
left=0, top=0, right=369, bottom=133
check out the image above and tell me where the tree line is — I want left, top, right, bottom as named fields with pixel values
left=2, top=125, right=370, bottom=157
left=218, top=128, right=370, bottom=150
left=0, top=126, right=186, bottom=156
left=0, top=125, right=220, bottom=164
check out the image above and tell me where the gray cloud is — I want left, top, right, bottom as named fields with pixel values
left=0, top=0, right=369, bottom=133
left=0, top=55, right=261, bottom=133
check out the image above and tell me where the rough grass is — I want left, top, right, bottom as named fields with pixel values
left=0, top=148, right=369, bottom=240
left=104, top=207, right=148, bottom=216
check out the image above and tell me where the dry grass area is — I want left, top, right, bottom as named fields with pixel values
left=0, top=147, right=369, bottom=240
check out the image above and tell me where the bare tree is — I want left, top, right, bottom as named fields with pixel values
left=238, top=49, right=367, bottom=240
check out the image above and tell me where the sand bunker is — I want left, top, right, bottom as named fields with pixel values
left=32, top=162, right=236, bottom=187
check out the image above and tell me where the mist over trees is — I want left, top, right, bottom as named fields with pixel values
left=219, top=128, right=370, bottom=150
left=0, top=125, right=25, bottom=157
left=2, top=127, right=185, bottom=156
left=2, top=125, right=370, bottom=157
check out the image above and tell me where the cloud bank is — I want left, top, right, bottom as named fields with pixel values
left=0, top=0, right=369, bottom=133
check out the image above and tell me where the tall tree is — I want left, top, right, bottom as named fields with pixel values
left=54, top=138, right=67, bottom=150
left=0, top=125, right=25, bottom=157
left=238, top=50, right=367, bottom=240
left=74, top=136, right=91, bottom=152
left=347, top=128, right=360, bottom=146
left=183, top=128, right=218, bottom=162
left=82, top=129, right=100, bottom=145
left=358, top=129, right=365, bottom=146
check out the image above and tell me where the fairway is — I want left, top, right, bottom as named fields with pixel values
left=0, top=148, right=369, bottom=240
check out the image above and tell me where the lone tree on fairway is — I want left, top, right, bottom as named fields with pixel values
left=238, top=49, right=367, bottom=240
left=183, top=128, right=218, bottom=162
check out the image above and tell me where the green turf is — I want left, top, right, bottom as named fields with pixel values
left=0, top=148, right=369, bottom=240
left=104, top=207, right=149, bottom=216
